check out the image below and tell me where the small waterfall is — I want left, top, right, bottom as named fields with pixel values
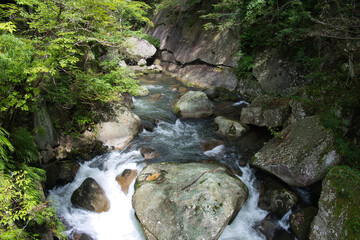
left=49, top=74, right=273, bottom=239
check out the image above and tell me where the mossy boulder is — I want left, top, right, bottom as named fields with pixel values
left=173, top=91, right=213, bottom=118
left=240, top=95, right=291, bottom=128
left=251, top=116, right=340, bottom=187
left=309, top=166, right=360, bottom=240
left=132, top=162, right=248, bottom=240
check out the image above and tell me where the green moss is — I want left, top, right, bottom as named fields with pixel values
left=327, top=166, right=360, bottom=239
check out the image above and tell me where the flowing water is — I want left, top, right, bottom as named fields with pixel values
left=49, top=74, right=273, bottom=240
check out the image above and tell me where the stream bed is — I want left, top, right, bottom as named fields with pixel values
left=49, top=74, right=280, bottom=240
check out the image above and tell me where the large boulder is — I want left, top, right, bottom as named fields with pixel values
left=309, top=167, right=360, bottom=240
left=258, top=177, right=298, bottom=216
left=132, top=162, right=248, bottom=240
left=240, top=95, right=291, bottom=128
left=123, top=37, right=157, bottom=61
left=251, top=116, right=340, bottom=187
left=173, top=91, right=213, bottom=118
left=71, top=178, right=110, bottom=213
left=95, top=105, right=142, bottom=150
left=253, top=49, right=307, bottom=94
left=214, top=116, right=249, bottom=139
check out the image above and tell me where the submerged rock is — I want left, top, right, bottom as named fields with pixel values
left=173, top=91, right=213, bottom=118
left=258, top=177, right=298, bottom=216
left=132, top=162, right=248, bottom=240
left=71, top=178, right=110, bottom=213
left=309, top=167, right=360, bottom=240
left=251, top=116, right=339, bottom=187
left=214, top=116, right=249, bottom=139
left=116, top=169, right=138, bottom=194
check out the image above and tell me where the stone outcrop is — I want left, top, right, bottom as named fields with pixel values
left=253, top=49, right=307, bottom=94
left=71, top=178, right=110, bottom=213
left=251, top=116, right=340, bottom=187
left=95, top=105, right=142, bottom=150
left=162, top=63, right=238, bottom=90
left=34, top=102, right=59, bottom=150
left=147, top=9, right=240, bottom=91
left=214, top=116, right=249, bottom=139
left=116, top=169, right=138, bottom=194
left=258, top=177, right=298, bottom=216
left=309, top=167, right=360, bottom=240
left=240, top=95, right=291, bottom=128
left=132, top=162, right=248, bottom=240
left=173, top=91, right=213, bottom=118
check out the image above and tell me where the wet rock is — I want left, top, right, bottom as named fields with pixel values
left=135, top=85, right=150, bottom=97
left=309, top=167, right=360, bottom=240
left=45, top=160, right=80, bottom=189
left=73, top=233, right=93, bottom=240
left=260, top=213, right=278, bottom=240
left=214, top=116, right=249, bottom=139
left=290, top=206, right=318, bottom=240
left=140, top=147, right=160, bottom=160
left=116, top=169, right=138, bottom=194
left=71, top=178, right=110, bottom=213
left=149, top=93, right=162, bottom=101
left=95, top=105, right=142, bottom=150
left=132, top=162, right=248, bottom=240
left=253, top=49, right=307, bottom=95
left=178, top=87, right=187, bottom=93
left=258, top=178, right=298, bottom=216
left=200, top=141, right=224, bottom=152
left=173, top=91, right=213, bottom=118
left=251, top=116, right=340, bottom=187
left=240, top=95, right=291, bottom=128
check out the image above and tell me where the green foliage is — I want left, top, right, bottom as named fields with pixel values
left=11, top=127, right=38, bottom=164
left=0, top=168, right=66, bottom=239
left=0, top=127, right=14, bottom=171
left=0, top=34, right=38, bottom=115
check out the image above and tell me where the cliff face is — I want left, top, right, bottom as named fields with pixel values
left=147, top=9, right=240, bottom=90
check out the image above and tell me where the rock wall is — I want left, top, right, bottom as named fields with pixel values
left=146, top=9, right=240, bottom=91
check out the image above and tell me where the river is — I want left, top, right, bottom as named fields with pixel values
left=49, top=73, right=282, bottom=240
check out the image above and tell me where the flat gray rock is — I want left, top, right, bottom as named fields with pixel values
left=132, top=162, right=248, bottom=240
